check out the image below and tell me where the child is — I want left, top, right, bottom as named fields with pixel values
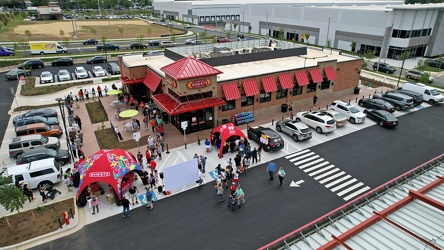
left=91, top=195, right=99, bottom=215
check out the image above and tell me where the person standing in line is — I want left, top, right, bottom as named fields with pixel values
left=97, top=85, right=103, bottom=98
left=197, top=168, right=204, bottom=188
left=141, top=170, right=149, bottom=186
left=114, top=126, right=123, bottom=140
left=128, top=185, right=139, bottom=205
left=214, top=182, right=224, bottom=202
left=204, top=138, right=211, bottom=153
left=313, top=95, right=318, bottom=108
left=242, top=157, right=250, bottom=173
left=149, top=159, right=157, bottom=173
left=85, top=186, right=92, bottom=210
left=157, top=142, right=163, bottom=161
left=68, top=113, right=74, bottom=126
left=220, top=169, right=228, bottom=189
left=84, top=89, right=89, bottom=100
left=267, top=162, right=276, bottom=181
left=38, top=184, right=47, bottom=203
left=74, top=115, right=82, bottom=130
left=230, top=182, right=237, bottom=196
left=234, top=154, right=242, bottom=172
left=257, top=145, right=263, bottom=162
left=146, top=147, right=152, bottom=164
left=252, top=148, right=258, bottom=164
left=91, top=87, right=96, bottom=99
left=137, top=151, right=144, bottom=167
left=149, top=173, right=157, bottom=189
left=143, top=116, right=149, bottom=131
left=276, top=167, right=286, bottom=187
left=145, top=186, right=154, bottom=209
left=200, top=155, right=207, bottom=173
left=71, top=142, right=77, bottom=158
left=150, top=118, right=157, bottom=133
left=120, top=197, right=131, bottom=218
left=104, top=85, right=108, bottom=96
left=91, top=195, right=99, bottom=215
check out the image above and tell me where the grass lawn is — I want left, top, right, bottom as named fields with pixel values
left=20, top=77, right=93, bottom=96
left=85, top=100, right=109, bottom=124
left=95, top=128, right=149, bottom=150
left=0, top=198, right=75, bottom=247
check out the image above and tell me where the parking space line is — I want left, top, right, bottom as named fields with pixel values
left=88, top=71, right=93, bottom=78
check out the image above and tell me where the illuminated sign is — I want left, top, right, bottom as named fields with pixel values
left=186, top=79, right=211, bottom=89
left=166, top=77, right=177, bottom=88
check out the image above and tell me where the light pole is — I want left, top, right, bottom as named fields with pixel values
left=55, top=98, right=75, bottom=163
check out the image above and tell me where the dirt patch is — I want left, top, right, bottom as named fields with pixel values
left=0, top=198, right=75, bottom=247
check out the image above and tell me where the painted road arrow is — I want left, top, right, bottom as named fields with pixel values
left=290, top=180, right=305, bottom=187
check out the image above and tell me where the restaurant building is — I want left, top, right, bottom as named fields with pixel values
left=118, top=40, right=362, bottom=134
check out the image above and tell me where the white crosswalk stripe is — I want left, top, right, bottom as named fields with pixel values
left=287, top=149, right=370, bottom=201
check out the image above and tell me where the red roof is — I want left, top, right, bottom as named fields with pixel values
left=242, top=79, right=260, bottom=96
left=143, top=71, right=162, bottom=92
left=294, top=71, right=310, bottom=86
left=221, top=82, right=241, bottom=101
left=151, top=94, right=225, bottom=115
left=309, top=68, right=324, bottom=83
left=277, top=73, right=294, bottom=89
left=160, top=56, right=222, bottom=80
left=324, top=66, right=337, bottom=81
left=120, top=76, right=145, bottom=85
left=261, top=76, right=278, bottom=93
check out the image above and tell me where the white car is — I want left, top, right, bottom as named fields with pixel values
left=92, top=66, right=106, bottom=77
left=57, top=69, right=71, bottom=81
left=75, top=66, right=88, bottom=79
left=331, top=100, right=366, bottom=124
left=296, top=111, right=336, bottom=134
left=185, top=39, right=194, bottom=44
left=39, top=71, right=53, bottom=84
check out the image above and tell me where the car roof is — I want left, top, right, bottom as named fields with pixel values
left=11, top=134, right=43, bottom=142
left=20, top=148, right=50, bottom=156
left=251, top=126, right=280, bottom=136
left=16, top=123, right=48, bottom=130
left=76, top=66, right=85, bottom=69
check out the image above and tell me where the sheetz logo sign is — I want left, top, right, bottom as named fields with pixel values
left=187, top=79, right=211, bottom=89
left=89, top=172, right=110, bottom=177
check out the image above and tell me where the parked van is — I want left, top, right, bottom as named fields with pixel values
left=159, top=41, right=176, bottom=48
left=15, top=123, right=63, bottom=138
left=8, top=134, right=61, bottom=159
left=402, top=82, right=444, bottom=105
left=5, top=158, right=62, bottom=189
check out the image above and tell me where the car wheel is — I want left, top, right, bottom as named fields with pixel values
left=26, top=72, right=31, bottom=76
left=395, top=105, right=402, bottom=111
left=350, top=117, right=356, bottom=124
left=292, top=134, right=299, bottom=142
left=95, top=42, right=98, bottom=44
left=316, top=127, right=322, bottom=134
left=276, top=125, right=281, bottom=132
left=295, top=118, right=301, bottom=122
left=373, top=67, right=376, bottom=71
left=379, top=121, right=384, bottom=127
left=38, top=65, right=43, bottom=68
left=386, top=70, right=390, bottom=73
left=428, top=99, right=436, bottom=105
left=358, top=101, right=364, bottom=107
left=406, top=75, right=411, bottom=79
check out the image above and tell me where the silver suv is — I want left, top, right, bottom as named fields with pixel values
left=373, top=92, right=414, bottom=111
left=8, top=135, right=61, bottom=159
left=275, top=119, right=312, bottom=141
left=404, top=70, right=433, bottom=83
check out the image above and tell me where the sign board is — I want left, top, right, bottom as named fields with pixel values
left=186, top=79, right=211, bottom=89
left=181, top=121, right=188, bottom=130
left=133, top=132, right=141, bottom=141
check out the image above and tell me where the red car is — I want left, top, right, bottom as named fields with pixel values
left=218, top=37, right=232, bottom=43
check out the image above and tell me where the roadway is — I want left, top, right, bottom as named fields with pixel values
left=30, top=104, right=444, bottom=250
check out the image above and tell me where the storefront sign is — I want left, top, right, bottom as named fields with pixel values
left=186, top=79, right=211, bottom=89
left=166, top=77, right=177, bottom=88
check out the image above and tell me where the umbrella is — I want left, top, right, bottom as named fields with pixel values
left=119, top=109, right=139, bottom=118
left=108, top=89, right=122, bottom=95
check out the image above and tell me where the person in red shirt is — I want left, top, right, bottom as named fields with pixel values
left=97, top=85, right=102, bottom=98
left=149, top=159, right=156, bottom=173
left=129, top=95, right=135, bottom=108
left=155, top=124, right=164, bottom=137
left=145, top=147, right=152, bottom=164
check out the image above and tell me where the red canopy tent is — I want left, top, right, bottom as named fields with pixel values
left=76, top=149, right=144, bottom=205
left=210, top=123, right=247, bottom=158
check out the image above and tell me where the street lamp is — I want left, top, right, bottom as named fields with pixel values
left=55, top=98, right=75, bottom=163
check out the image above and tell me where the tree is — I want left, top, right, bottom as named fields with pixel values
left=305, top=33, right=311, bottom=45
left=31, top=0, right=49, bottom=6
left=0, top=185, right=27, bottom=214
left=2, top=16, right=9, bottom=27
left=200, top=29, right=208, bottom=43
left=24, top=29, right=32, bottom=40
left=59, top=29, right=65, bottom=37
left=90, top=28, right=97, bottom=38
left=136, top=35, right=145, bottom=51
left=171, top=35, right=176, bottom=43
left=350, top=40, right=357, bottom=52
left=419, top=72, right=431, bottom=84
left=226, top=30, right=232, bottom=40
left=397, top=51, right=410, bottom=87
left=118, top=26, right=124, bottom=39
left=146, top=26, right=152, bottom=37
left=278, top=27, right=284, bottom=40
left=362, top=50, right=376, bottom=68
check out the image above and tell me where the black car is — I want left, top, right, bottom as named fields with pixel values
left=51, top=57, right=74, bottom=66
left=426, top=59, right=444, bottom=69
left=247, top=126, right=284, bottom=152
left=358, top=98, right=395, bottom=113
left=5, top=69, right=31, bottom=80
left=87, top=56, right=107, bottom=64
left=14, top=115, right=59, bottom=127
left=364, top=109, right=398, bottom=127
left=16, top=148, right=71, bottom=166
left=83, top=38, right=98, bottom=45
left=388, top=89, right=423, bottom=107
left=107, top=62, right=120, bottom=75
left=13, top=108, right=58, bottom=125
left=18, top=59, right=44, bottom=69
left=148, top=40, right=160, bottom=46
left=129, top=42, right=147, bottom=49
left=96, top=43, right=120, bottom=51
left=0, top=45, right=14, bottom=52
left=372, top=62, right=396, bottom=74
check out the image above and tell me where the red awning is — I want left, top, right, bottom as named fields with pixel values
left=277, top=73, right=294, bottom=89
left=221, top=82, right=241, bottom=101
left=143, top=71, right=162, bottom=92
left=324, top=66, right=337, bottom=81
left=151, top=94, right=225, bottom=115
left=309, top=68, right=323, bottom=83
left=120, top=76, right=145, bottom=85
left=261, top=76, right=278, bottom=93
left=242, top=79, right=260, bottom=96
left=294, top=71, right=310, bottom=86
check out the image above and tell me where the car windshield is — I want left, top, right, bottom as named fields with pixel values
left=59, top=71, right=69, bottom=75
left=41, top=136, right=48, bottom=144
left=430, top=89, right=440, bottom=96
left=382, top=113, right=394, bottom=120
left=333, top=113, right=344, bottom=119
left=41, top=72, right=51, bottom=77
left=349, top=106, right=360, bottom=113
left=47, top=148, right=57, bottom=157
left=77, top=68, right=86, bottom=73
left=326, top=120, right=335, bottom=125
left=301, top=128, right=311, bottom=133
left=45, top=124, right=51, bottom=130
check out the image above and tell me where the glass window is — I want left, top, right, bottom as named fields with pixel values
left=259, top=90, right=271, bottom=103
left=306, top=82, right=317, bottom=93
left=320, top=79, right=330, bottom=90
left=221, top=97, right=235, bottom=111
left=392, top=29, right=400, bottom=38
left=241, top=94, right=254, bottom=107
left=399, top=30, right=407, bottom=38
left=276, top=86, right=287, bottom=99
left=292, top=83, right=302, bottom=96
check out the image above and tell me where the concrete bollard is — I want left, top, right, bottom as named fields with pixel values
left=197, top=134, right=200, bottom=145
left=272, top=119, right=274, bottom=125
left=166, top=143, right=170, bottom=154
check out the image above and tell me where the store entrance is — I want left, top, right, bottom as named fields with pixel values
left=172, top=108, right=214, bottom=134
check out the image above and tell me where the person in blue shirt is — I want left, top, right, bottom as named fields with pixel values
left=145, top=186, right=154, bottom=210
left=267, top=162, right=276, bottom=180
left=205, top=138, right=211, bottom=153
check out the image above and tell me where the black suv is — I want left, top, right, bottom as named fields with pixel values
left=373, top=92, right=414, bottom=111
left=18, top=59, right=44, bottom=69
left=16, top=148, right=71, bottom=166
left=372, top=62, right=396, bottom=74
left=426, top=59, right=444, bottom=69
left=51, top=57, right=74, bottom=66
left=129, top=42, right=147, bottom=49
left=12, top=108, right=58, bottom=125
left=107, top=62, right=120, bottom=75
left=388, top=89, right=423, bottom=107
left=14, top=115, right=59, bottom=127
left=247, top=126, right=284, bottom=152
left=96, top=43, right=120, bottom=51
left=83, top=38, right=98, bottom=45
left=87, top=56, right=107, bottom=64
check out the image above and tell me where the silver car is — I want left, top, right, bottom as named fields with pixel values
left=58, top=69, right=71, bottom=81
left=40, top=71, right=53, bottom=83
left=275, top=119, right=312, bottom=141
